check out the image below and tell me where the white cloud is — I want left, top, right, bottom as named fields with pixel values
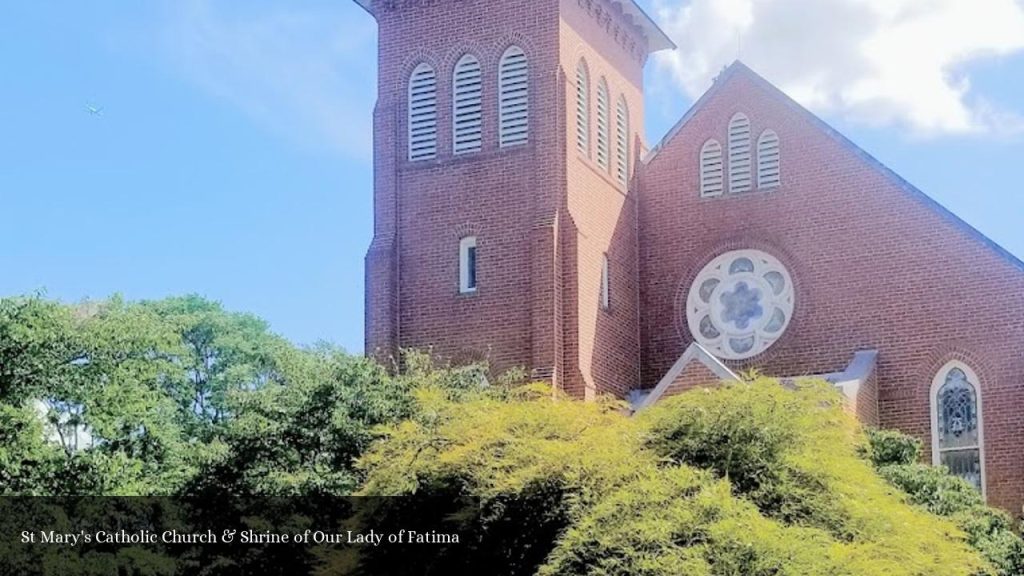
left=159, top=0, right=376, bottom=160
left=652, top=0, right=1024, bottom=136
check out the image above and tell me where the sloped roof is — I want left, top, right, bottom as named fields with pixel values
left=645, top=60, right=1024, bottom=274
left=352, top=0, right=675, bottom=53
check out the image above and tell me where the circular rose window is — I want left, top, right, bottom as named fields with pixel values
left=685, top=249, right=794, bottom=360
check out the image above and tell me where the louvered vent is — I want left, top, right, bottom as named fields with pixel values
left=499, top=46, right=528, bottom=148
left=453, top=55, right=482, bottom=154
left=728, top=113, right=752, bottom=193
left=575, top=61, right=589, bottom=155
left=408, top=63, right=437, bottom=161
left=757, top=129, right=781, bottom=189
left=596, top=80, right=610, bottom=170
left=700, top=139, right=724, bottom=197
left=615, top=97, right=629, bottom=187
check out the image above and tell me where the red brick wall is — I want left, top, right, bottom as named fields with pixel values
left=661, top=361, right=722, bottom=399
left=558, top=0, right=646, bottom=399
left=637, top=67, right=1024, bottom=512
left=365, top=0, right=649, bottom=396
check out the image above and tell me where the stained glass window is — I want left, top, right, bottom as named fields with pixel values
left=686, top=250, right=794, bottom=360
left=934, top=365, right=983, bottom=492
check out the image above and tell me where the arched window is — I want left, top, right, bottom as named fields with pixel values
left=931, top=362, right=985, bottom=493
left=757, top=129, right=780, bottom=189
left=728, top=113, right=752, bottom=193
left=453, top=54, right=483, bottom=154
left=575, top=60, right=590, bottom=156
left=498, top=46, right=529, bottom=147
left=408, top=63, right=437, bottom=161
left=595, top=79, right=610, bottom=170
left=615, top=96, right=629, bottom=187
left=700, top=139, right=724, bottom=197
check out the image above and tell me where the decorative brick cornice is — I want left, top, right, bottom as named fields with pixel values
left=577, top=0, right=649, bottom=64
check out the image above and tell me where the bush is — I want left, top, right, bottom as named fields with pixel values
left=356, top=378, right=991, bottom=575
left=865, top=429, right=1024, bottom=576
left=863, top=428, right=922, bottom=467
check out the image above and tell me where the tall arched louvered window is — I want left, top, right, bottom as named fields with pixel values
left=757, top=129, right=780, bottom=189
left=453, top=54, right=483, bottom=154
left=700, top=139, right=724, bottom=197
left=408, top=63, right=437, bottom=161
left=728, top=113, right=752, bottom=193
left=931, top=362, right=985, bottom=494
left=575, top=60, right=590, bottom=156
left=499, top=46, right=528, bottom=148
left=595, top=79, right=610, bottom=170
left=615, top=96, right=629, bottom=187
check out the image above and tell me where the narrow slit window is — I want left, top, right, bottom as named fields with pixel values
left=459, top=236, right=477, bottom=293
left=600, top=254, right=610, bottom=310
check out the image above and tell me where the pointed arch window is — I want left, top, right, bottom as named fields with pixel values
left=453, top=54, right=483, bottom=154
left=728, top=113, right=752, bottom=193
left=931, top=362, right=985, bottom=493
left=757, top=129, right=780, bottom=189
left=499, top=46, right=529, bottom=147
left=700, top=139, right=724, bottom=197
left=408, top=63, right=437, bottom=161
left=615, top=96, right=629, bottom=187
left=575, top=60, right=590, bottom=156
left=596, top=79, right=610, bottom=170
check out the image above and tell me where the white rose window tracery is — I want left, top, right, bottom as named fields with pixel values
left=686, top=250, right=794, bottom=360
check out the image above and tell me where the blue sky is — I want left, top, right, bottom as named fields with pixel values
left=2, top=0, right=1022, bottom=353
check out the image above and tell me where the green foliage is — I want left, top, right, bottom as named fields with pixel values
left=865, top=429, right=1024, bottom=576
left=358, top=378, right=991, bottom=575
left=863, top=427, right=923, bottom=467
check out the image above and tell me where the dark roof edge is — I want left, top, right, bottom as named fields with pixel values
left=645, top=60, right=1024, bottom=274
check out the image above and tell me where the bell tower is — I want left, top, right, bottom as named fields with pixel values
left=358, top=0, right=674, bottom=398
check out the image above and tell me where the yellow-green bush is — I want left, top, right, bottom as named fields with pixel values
left=355, top=378, right=991, bottom=576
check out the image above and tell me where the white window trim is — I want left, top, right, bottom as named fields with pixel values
left=930, top=360, right=987, bottom=499
left=600, top=254, right=610, bottom=310
left=459, top=236, right=477, bottom=294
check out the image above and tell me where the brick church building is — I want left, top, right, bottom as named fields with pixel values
left=354, top=0, right=1024, bottom=513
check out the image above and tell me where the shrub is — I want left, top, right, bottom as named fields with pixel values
left=355, top=378, right=991, bottom=575
left=865, top=429, right=1024, bottom=576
